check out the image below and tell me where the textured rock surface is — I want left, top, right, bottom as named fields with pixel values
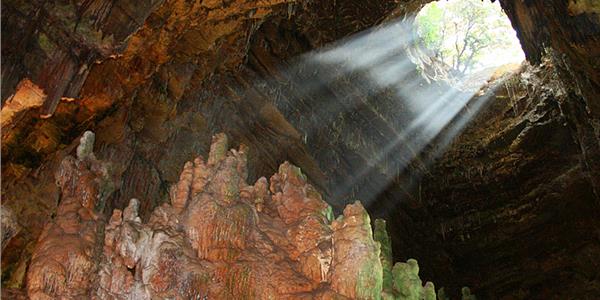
left=26, top=132, right=113, bottom=298
left=498, top=0, right=600, bottom=197
left=2, top=0, right=600, bottom=298
left=21, top=132, right=440, bottom=299
left=409, top=62, right=600, bottom=298
left=499, top=0, right=600, bottom=116
left=331, top=202, right=383, bottom=299
left=1, top=0, right=399, bottom=290
left=1, top=205, right=20, bottom=253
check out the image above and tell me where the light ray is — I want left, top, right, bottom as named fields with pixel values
left=251, top=13, right=519, bottom=208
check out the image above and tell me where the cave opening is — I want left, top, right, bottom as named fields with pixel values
left=271, top=2, right=526, bottom=215
left=415, top=0, right=525, bottom=78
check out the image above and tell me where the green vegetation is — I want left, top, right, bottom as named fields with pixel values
left=374, top=219, right=394, bottom=292
left=415, top=0, right=523, bottom=76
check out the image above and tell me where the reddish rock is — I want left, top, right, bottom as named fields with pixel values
left=26, top=131, right=113, bottom=299
left=331, top=202, right=383, bottom=300
left=24, top=132, right=411, bottom=299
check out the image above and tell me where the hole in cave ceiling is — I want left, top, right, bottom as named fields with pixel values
left=414, top=0, right=525, bottom=78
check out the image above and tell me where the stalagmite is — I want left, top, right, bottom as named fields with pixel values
left=22, top=133, right=436, bottom=299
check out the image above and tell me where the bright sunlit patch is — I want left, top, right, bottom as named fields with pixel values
left=264, top=6, right=523, bottom=208
left=416, top=0, right=525, bottom=76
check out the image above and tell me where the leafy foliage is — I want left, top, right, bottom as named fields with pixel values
left=416, top=0, right=522, bottom=76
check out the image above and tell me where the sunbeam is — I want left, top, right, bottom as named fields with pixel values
left=259, top=8, right=523, bottom=209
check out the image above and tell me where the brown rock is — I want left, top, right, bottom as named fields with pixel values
left=22, top=133, right=400, bottom=299
left=1, top=205, right=20, bottom=253
left=330, top=202, right=383, bottom=300
left=26, top=133, right=113, bottom=298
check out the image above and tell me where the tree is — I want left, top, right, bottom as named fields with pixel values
left=416, top=0, right=518, bottom=77
left=415, top=3, right=446, bottom=60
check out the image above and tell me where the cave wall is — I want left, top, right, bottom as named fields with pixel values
left=372, top=1, right=600, bottom=296
left=2, top=0, right=600, bottom=298
left=408, top=1, right=600, bottom=296
left=498, top=0, right=600, bottom=197
left=414, top=63, right=600, bottom=298
left=498, top=0, right=600, bottom=116
left=1, top=0, right=404, bottom=291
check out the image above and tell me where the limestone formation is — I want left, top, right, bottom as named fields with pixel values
left=1, top=205, right=20, bottom=252
left=389, top=259, right=438, bottom=300
left=26, top=133, right=113, bottom=298
left=22, top=132, right=438, bottom=299
left=76, top=131, right=96, bottom=160
left=331, top=202, right=383, bottom=299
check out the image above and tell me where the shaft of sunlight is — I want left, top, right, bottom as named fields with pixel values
left=268, top=5, right=523, bottom=205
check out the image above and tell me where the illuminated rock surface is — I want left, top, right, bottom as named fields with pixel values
left=2, top=0, right=599, bottom=298
left=26, top=132, right=112, bottom=298
left=22, top=132, right=438, bottom=299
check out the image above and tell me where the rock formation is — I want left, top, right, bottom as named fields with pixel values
left=1, top=205, right=19, bottom=253
left=20, top=132, right=438, bottom=299
left=26, top=131, right=113, bottom=298
left=2, top=0, right=599, bottom=298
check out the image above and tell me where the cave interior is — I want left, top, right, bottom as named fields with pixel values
left=1, top=0, right=600, bottom=299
